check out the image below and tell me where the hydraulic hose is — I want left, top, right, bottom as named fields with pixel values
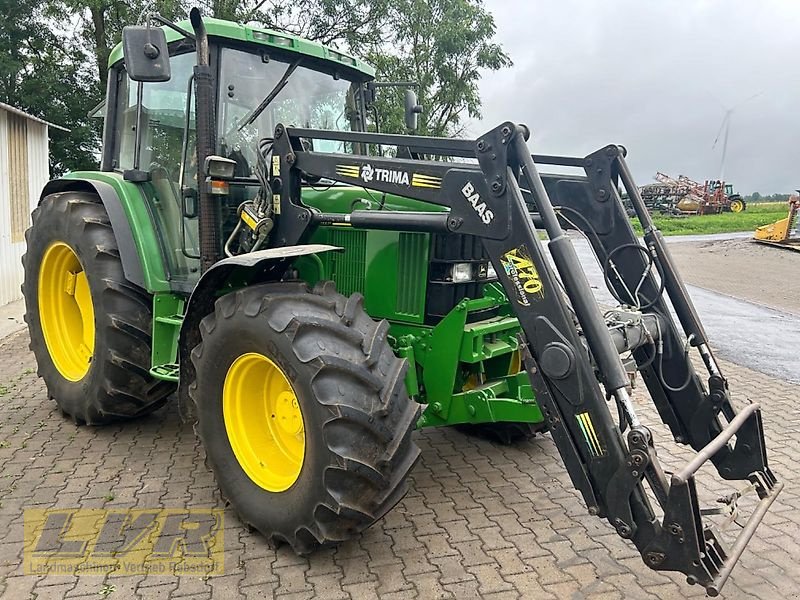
left=513, top=131, right=630, bottom=395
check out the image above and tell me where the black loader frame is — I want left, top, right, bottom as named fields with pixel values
left=209, top=122, right=780, bottom=595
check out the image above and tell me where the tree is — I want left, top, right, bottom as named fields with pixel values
left=0, top=0, right=510, bottom=174
left=201, top=0, right=391, bottom=49
left=57, top=0, right=185, bottom=91
left=0, top=0, right=100, bottom=174
left=365, top=0, right=511, bottom=137
left=199, top=0, right=510, bottom=137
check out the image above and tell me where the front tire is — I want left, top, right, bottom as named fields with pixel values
left=190, top=281, right=421, bottom=553
left=22, top=191, right=174, bottom=424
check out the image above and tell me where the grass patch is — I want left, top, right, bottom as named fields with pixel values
left=631, top=202, right=789, bottom=236
left=743, top=202, right=788, bottom=213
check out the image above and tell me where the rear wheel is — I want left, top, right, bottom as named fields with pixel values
left=190, top=281, right=421, bottom=553
left=729, top=197, right=746, bottom=213
left=22, top=191, right=174, bottom=424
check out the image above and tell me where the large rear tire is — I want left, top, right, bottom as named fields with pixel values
left=729, top=197, right=746, bottom=213
left=22, top=191, right=174, bottom=424
left=190, top=281, right=421, bottom=553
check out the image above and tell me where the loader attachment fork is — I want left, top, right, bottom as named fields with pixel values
left=265, top=122, right=781, bottom=595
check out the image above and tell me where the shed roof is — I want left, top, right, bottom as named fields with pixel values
left=0, top=102, right=70, bottom=132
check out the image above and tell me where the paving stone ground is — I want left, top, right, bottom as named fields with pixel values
left=0, top=327, right=797, bottom=600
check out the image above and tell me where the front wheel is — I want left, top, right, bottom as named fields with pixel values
left=190, top=281, right=421, bottom=553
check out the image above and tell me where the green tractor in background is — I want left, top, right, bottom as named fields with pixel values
left=21, top=9, right=781, bottom=593
left=22, top=11, right=540, bottom=551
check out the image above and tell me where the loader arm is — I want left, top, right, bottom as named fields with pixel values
left=248, top=122, right=781, bottom=595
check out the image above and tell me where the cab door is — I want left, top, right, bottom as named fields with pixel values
left=110, top=50, right=201, bottom=288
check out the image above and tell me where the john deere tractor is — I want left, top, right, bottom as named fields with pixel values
left=22, top=9, right=781, bottom=595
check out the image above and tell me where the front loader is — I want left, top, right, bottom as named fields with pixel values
left=21, top=9, right=780, bottom=595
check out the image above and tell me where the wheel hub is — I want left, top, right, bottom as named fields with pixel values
left=38, top=241, right=95, bottom=381
left=223, top=352, right=305, bottom=492
left=273, top=392, right=303, bottom=436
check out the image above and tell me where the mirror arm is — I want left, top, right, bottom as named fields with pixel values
left=133, top=81, right=145, bottom=170
left=151, top=15, right=196, bottom=40
left=369, top=81, right=419, bottom=88
left=123, top=79, right=151, bottom=182
left=364, top=80, right=419, bottom=110
left=179, top=73, right=195, bottom=194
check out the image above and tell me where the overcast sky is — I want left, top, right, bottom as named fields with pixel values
left=471, top=0, right=800, bottom=194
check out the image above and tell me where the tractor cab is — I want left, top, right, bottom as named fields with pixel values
left=103, top=18, right=375, bottom=288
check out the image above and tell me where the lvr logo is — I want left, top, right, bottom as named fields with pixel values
left=24, top=508, right=224, bottom=575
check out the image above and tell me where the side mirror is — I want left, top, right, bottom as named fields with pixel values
left=404, top=89, right=423, bottom=132
left=122, top=25, right=171, bottom=82
left=364, top=82, right=377, bottom=108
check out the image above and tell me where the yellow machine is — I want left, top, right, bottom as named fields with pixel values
left=754, top=193, right=800, bottom=250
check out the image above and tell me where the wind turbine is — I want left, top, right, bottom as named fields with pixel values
left=711, top=91, right=763, bottom=181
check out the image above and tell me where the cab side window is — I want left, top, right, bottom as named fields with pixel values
left=112, top=51, right=201, bottom=282
left=113, top=51, right=197, bottom=181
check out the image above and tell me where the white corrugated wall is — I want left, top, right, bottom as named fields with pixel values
left=0, top=108, right=49, bottom=306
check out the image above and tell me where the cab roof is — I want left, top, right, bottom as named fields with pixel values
left=108, top=16, right=375, bottom=78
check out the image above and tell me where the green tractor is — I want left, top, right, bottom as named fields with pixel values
left=22, top=9, right=780, bottom=594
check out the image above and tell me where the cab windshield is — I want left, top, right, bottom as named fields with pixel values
left=218, top=46, right=361, bottom=175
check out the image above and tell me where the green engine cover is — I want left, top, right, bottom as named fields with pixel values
left=297, top=187, right=544, bottom=430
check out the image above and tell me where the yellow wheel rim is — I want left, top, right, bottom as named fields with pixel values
left=730, top=200, right=744, bottom=213
left=38, top=242, right=95, bottom=381
left=223, top=352, right=305, bottom=492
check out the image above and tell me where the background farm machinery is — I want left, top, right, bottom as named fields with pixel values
left=639, top=172, right=746, bottom=215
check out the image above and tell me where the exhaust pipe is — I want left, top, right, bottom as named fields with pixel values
left=190, top=8, right=220, bottom=272
left=190, top=8, right=209, bottom=66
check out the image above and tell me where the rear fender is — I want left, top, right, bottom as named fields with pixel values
left=40, top=178, right=146, bottom=289
left=176, top=244, right=341, bottom=420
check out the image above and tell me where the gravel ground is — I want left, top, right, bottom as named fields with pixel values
left=668, top=238, right=800, bottom=315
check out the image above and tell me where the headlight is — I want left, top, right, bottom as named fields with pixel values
left=451, top=263, right=474, bottom=282
left=476, top=262, right=497, bottom=280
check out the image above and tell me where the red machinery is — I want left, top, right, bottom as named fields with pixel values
left=640, top=173, right=746, bottom=215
